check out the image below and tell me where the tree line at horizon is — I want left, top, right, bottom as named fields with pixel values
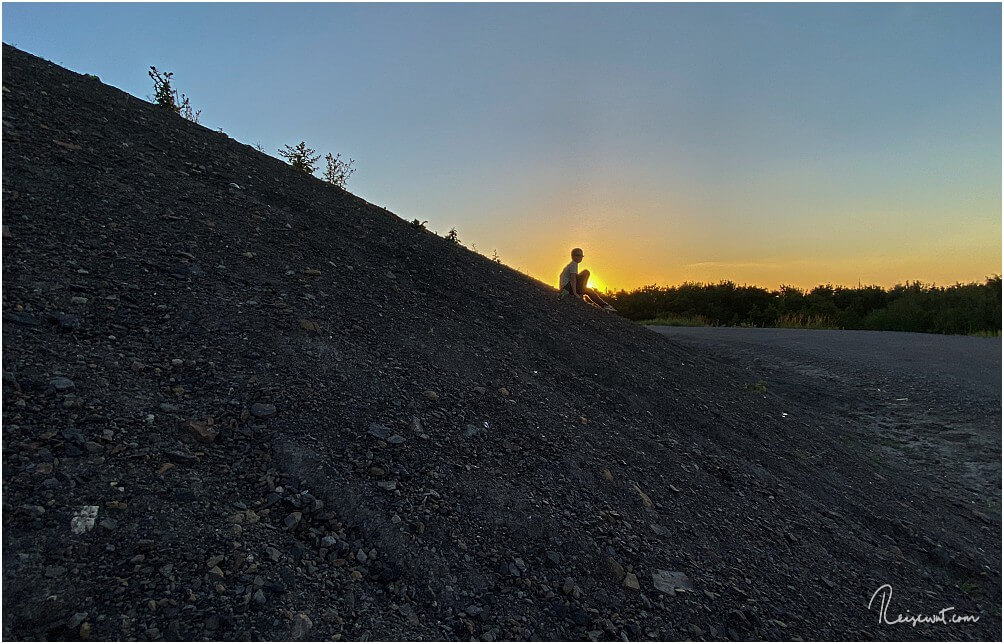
left=605, top=277, right=1002, bottom=335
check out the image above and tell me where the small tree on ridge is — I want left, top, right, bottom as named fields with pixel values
left=148, top=66, right=200, bottom=123
left=323, top=152, right=356, bottom=188
left=278, top=141, right=320, bottom=174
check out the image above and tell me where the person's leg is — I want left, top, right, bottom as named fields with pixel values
left=576, top=269, right=611, bottom=307
left=583, top=287, right=610, bottom=307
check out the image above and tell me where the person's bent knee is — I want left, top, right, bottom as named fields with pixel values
left=580, top=269, right=590, bottom=277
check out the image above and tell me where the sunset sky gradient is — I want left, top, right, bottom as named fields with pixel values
left=3, top=2, right=1000, bottom=291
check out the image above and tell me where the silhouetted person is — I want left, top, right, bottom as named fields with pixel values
left=559, top=247, right=616, bottom=312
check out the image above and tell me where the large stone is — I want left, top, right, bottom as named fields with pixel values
left=250, top=403, right=276, bottom=418
left=291, top=613, right=313, bottom=640
left=70, top=506, right=99, bottom=534
left=50, top=376, right=76, bottom=393
left=604, top=556, right=625, bottom=582
left=633, top=483, right=654, bottom=509
left=186, top=420, right=218, bottom=444
left=367, top=423, right=391, bottom=440
left=652, top=569, right=693, bottom=595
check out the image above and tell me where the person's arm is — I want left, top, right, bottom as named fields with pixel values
left=569, top=266, right=579, bottom=297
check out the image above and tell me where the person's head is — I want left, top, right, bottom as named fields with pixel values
left=571, top=248, right=584, bottom=263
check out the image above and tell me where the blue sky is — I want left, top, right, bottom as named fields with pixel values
left=3, top=2, right=1000, bottom=290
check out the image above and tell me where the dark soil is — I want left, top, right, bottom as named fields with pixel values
left=2, top=44, right=1000, bottom=641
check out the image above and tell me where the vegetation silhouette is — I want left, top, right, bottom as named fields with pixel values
left=322, top=152, right=355, bottom=189
left=147, top=66, right=200, bottom=123
left=278, top=141, right=321, bottom=174
left=607, top=276, right=1002, bottom=336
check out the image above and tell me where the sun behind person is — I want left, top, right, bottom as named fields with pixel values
left=558, top=247, right=616, bottom=312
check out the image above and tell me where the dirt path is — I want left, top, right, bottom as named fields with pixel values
left=648, top=326, right=1002, bottom=513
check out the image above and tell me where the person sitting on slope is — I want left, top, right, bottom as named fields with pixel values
left=559, top=247, right=616, bottom=312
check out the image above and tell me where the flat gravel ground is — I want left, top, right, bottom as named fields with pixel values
left=648, top=326, right=1002, bottom=511
left=647, top=327, right=1001, bottom=401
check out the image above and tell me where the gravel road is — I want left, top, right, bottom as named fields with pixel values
left=646, top=326, right=1001, bottom=401
left=648, top=326, right=1002, bottom=511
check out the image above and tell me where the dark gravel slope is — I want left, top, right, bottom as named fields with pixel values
left=3, top=44, right=1000, bottom=641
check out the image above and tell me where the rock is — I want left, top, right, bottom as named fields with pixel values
left=62, top=427, right=85, bottom=445
left=604, top=556, right=626, bottom=582
left=21, top=504, right=45, bottom=518
left=229, top=182, right=242, bottom=190
left=165, top=449, right=198, bottom=463
left=186, top=420, right=218, bottom=444
left=49, top=312, right=81, bottom=330
left=70, top=505, right=99, bottom=534
left=320, top=536, right=337, bottom=548
left=100, top=518, right=118, bottom=531
left=250, top=403, right=276, bottom=418
left=284, top=512, right=302, bottom=529
left=652, top=569, right=693, bottom=595
left=298, top=319, right=320, bottom=334
left=253, top=589, right=266, bottom=605
left=633, top=483, right=654, bottom=509
left=464, top=423, right=488, bottom=438
left=67, top=612, right=88, bottom=629
left=266, top=546, right=281, bottom=562
left=303, top=268, right=321, bottom=276
left=688, top=624, right=704, bottom=638
left=387, top=434, right=407, bottom=445
left=562, top=577, right=577, bottom=595
left=465, top=605, right=484, bottom=618
left=70, top=296, right=88, bottom=305
left=649, top=523, right=671, bottom=538
left=727, top=609, right=751, bottom=631
left=291, top=613, right=313, bottom=639
left=367, top=424, right=391, bottom=440
left=49, top=376, right=75, bottom=393
left=424, top=390, right=439, bottom=401
left=602, top=468, right=614, bottom=482
left=369, top=466, right=386, bottom=477
left=44, top=565, right=66, bottom=578
left=1, top=225, right=9, bottom=239
left=623, top=572, right=640, bottom=590
left=545, top=550, right=561, bottom=566
left=159, top=403, right=180, bottom=413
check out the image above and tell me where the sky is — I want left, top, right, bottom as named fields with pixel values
left=2, top=2, right=1001, bottom=291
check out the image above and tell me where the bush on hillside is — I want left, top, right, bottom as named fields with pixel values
left=278, top=141, right=320, bottom=174
left=148, top=66, right=200, bottom=124
left=323, top=152, right=355, bottom=188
